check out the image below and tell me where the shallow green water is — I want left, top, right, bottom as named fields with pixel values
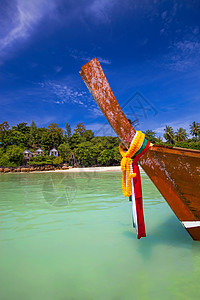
left=0, top=171, right=200, bottom=300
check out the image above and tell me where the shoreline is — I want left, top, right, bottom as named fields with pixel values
left=32, top=166, right=122, bottom=173
left=32, top=165, right=144, bottom=174
left=0, top=165, right=144, bottom=174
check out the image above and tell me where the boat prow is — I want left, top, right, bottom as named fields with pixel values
left=80, top=58, right=200, bottom=241
left=140, top=145, right=200, bottom=240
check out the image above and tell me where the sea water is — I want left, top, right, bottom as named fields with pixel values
left=0, top=171, right=200, bottom=300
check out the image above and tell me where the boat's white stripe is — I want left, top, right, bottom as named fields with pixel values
left=131, top=179, right=138, bottom=232
left=182, top=221, right=200, bottom=228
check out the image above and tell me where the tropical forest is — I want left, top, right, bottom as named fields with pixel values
left=0, top=120, right=200, bottom=168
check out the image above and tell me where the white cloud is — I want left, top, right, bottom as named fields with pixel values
left=0, top=0, right=119, bottom=59
left=165, top=37, right=200, bottom=72
left=38, top=80, right=101, bottom=116
left=159, top=3, right=178, bottom=34
left=97, top=57, right=112, bottom=65
left=88, top=106, right=102, bottom=117
left=82, top=56, right=111, bottom=65
left=161, top=10, right=167, bottom=20
left=86, top=0, right=117, bottom=24
left=0, top=0, right=55, bottom=55
left=193, top=26, right=199, bottom=35
left=38, top=81, right=87, bottom=105
left=55, top=66, right=63, bottom=73
left=69, top=49, right=111, bottom=65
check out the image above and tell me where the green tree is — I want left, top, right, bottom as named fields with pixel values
left=58, top=143, right=71, bottom=160
left=45, top=123, right=64, bottom=149
left=190, top=121, right=200, bottom=141
left=53, top=156, right=63, bottom=165
left=74, top=122, right=86, bottom=136
left=144, top=130, right=157, bottom=143
left=92, top=136, right=120, bottom=150
left=29, top=154, right=53, bottom=165
left=65, top=122, right=72, bottom=140
left=0, top=145, right=24, bottom=167
left=91, top=137, right=104, bottom=153
left=12, top=122, right=30, bottom=134
left=113, top=145, right=121, bottom=163
left=47, top=123, right=64, bottom=134
left=83, top=130, right=94, bottom=141
left=40, top=131, right=53, bottom=150
left=4, top=130, right=27, bottom=146
left=164, top=126, right=175, bottom=144
left=34, top=127, right=48, bottom=148
left=0, top=121, right=9, bottom=144
left=69, top=133, right=85, bottom=149
left=74, top=142, right=98, bottom=166
left=106, top=136, right=120, bottom=148
left=156, top=136, right=163, bottom=144
left=30, top=121, right=37, bottom=130
left=28, top=121, right=37, bottom=147
left=98, top=149, right=114, bottom=166
left=175, top=128, right=188, bottom=142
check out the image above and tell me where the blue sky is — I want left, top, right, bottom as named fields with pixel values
left=0, top=0, right=200, bottom=137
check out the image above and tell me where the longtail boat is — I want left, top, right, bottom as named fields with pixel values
left=80, top=58, right=200, bottom=241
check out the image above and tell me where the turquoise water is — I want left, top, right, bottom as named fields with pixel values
left=0, top=171, right=200, bottom=300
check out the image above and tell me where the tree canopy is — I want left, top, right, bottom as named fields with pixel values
left=164, top=126, right=175, bottom=144
left=190, top=121, right=200, bottom=141
left=74, top=122, right=86, bottom=136
left=0, top=120, right=199, bottom=168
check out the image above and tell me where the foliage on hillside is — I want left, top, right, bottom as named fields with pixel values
left=0, top=121, right=121, bottom=167
left=0, top=120, right=200, bottom=167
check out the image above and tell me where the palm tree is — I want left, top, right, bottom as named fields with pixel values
left=144, top=130, right=157, bottom=143
left=190, top=121, right=200, bottom=141
left=156, top=136, right=163, bottom=144
left=175, top=128, right=188, bottom=142
left=164, top=126, right=175, bottom=144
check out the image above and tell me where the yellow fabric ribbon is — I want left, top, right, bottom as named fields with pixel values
left=119, top=131, right=145, bottom=197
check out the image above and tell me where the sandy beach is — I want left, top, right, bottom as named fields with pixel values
left=31, top=165, right=144, bottom=173
left=32, top=166, right=121, bottom=173
left=1, top=165, right=144, bottom=174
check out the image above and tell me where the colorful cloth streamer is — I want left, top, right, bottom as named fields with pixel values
left=119, top=133, right=150, bottom=239
left=131, top=139, right=150, bottom=239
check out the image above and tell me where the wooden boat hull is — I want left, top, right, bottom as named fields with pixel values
left=140, top=145, right=200, bottom=240
left=80, top=58, right=200, bottom=240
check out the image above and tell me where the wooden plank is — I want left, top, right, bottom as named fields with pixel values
left=80, top=58, right=135, bottom=147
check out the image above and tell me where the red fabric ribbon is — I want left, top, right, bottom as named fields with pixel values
left=132, top=140, right=150, bottom=239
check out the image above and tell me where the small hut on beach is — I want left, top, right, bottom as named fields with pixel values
left=35, top=148, right=44, bottom=155
left=23, top=150, right=34, bottom=159
left=49, top=148, right=58, bottom=157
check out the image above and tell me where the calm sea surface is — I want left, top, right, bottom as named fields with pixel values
left=0, top=171, right=200, bottom=300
